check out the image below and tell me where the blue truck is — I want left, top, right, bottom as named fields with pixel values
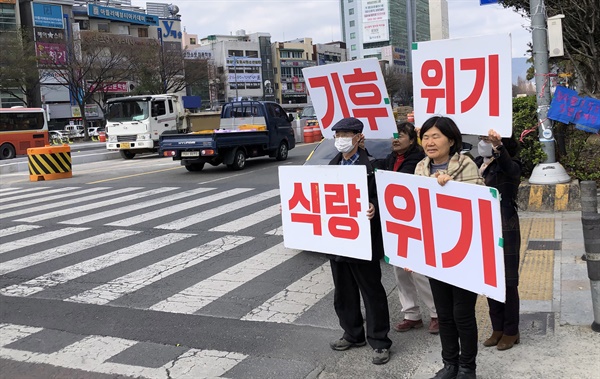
left=159, top=101, right=296, bottom=172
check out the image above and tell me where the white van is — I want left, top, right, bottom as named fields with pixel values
left=64, top=124, right=84, bottom=138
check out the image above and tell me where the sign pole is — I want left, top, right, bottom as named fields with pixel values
left=527, top=0, right=570, bottom=184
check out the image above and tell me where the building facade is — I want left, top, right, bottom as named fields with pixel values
left=340, top=0, right=440, bottom=72
left=271, top=38, right=316, bottom=105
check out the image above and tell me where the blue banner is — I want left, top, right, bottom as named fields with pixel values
left=87, top=4, right=158, bottom=26
left=548, top=86, right=600, bottom=133
left=480, top=0, right=499, bottom=4
left=32, top=2, right=64, bottom=29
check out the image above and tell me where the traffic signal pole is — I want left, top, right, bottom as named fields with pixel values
left=527, top=0, right=570, bottom=184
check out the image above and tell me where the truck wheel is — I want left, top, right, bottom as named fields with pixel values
left=0, top=143, right=16, bottom=159
left=275, top=141, right=289, bottom=161
left=120, top=150, right=136, bottom=160
left=228, top=149, right=246, bottom=170
left=185, top=163, right=205, bottom=172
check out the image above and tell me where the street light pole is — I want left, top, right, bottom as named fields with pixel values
left=528, top=0, right=570, bottom=184
left=234, top=56, right=239, bottom=101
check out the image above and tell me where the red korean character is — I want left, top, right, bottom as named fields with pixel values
left=288, top=182, right=322, bottom=235
left=478, top=198, right=497, bottom=287
left=307, top=75, right=349, bottom=129
left=343, top=68, right=390, bottom=131
left=324, top=183, right=361, bottom=239
left=420, top=58, right=455, bottom=114
left=459, top=55, right=500, bottom=116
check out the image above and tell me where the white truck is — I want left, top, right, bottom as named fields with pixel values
left=105, top=94, right=188, bottom=159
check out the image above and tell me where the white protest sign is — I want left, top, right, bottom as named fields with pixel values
left=375, top=170, right=506, bottom=302
left=412, top=34, right=513, bottom=137
left=302, top=58, right=397, bottom=139
left=279, top=165, right=372, bottom=260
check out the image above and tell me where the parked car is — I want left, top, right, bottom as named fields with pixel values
left=64, top=124, right=85, bottom=138
left=49, top=130, right=70, bottom=144
left=88, top=127, right=105, bottom=137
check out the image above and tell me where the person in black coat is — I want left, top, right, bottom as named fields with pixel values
left=474, top=129, right=522, bottom=351
left=327, top=117, right=392, bottom=366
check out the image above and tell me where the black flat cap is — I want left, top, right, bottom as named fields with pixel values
left=331, top=117, right=364, bottom=133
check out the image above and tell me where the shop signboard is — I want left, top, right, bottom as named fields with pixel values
left=87, top=4, right=158, bottom=26
left=32, top=2, right=64, bottom=29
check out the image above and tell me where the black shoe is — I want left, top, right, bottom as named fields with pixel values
left=372, top=348, right=390, bottom=365
left=329, top=337, right=366, bottom=351
left=456, top=367, right=476, bottom=379
left=430, top=362, right=459, bottom=379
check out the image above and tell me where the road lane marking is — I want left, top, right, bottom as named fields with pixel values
left=241, top=262, right=333, bottom=323
left=0, top=323, right=247, bottom=379
left=68, top=235, right=254, bottom=305
left=209, top=203, right=281, bottom=232
left=0, top=233, right=193, bottom=297
left=0, top=224, right=42, bottom=238
left=0, top=227, right=89, bottom=255
left=0, top=187, right=79, bottom=210
left=0, top=230, right=140, bottom=275
left=16, top=187, right=178, bottom=223
left=156, top=189, right=280, bottom=230
left=106, top=188, right=253, bottom=227
left=149, top=242, right=301, bottom=314
left=87, top=166, right=184, bottom=184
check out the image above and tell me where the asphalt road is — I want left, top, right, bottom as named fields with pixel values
left=0, top=144, right=437, bottom=379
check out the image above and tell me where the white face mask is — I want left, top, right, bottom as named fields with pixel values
left=335, top=137, right=355, bottom=153
left=478, top=140, right=493, bottom=158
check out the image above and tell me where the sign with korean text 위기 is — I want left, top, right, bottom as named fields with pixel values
left=279, top=166, right=373, bottom=260
left=375, top=170, right=505, bottom=302
left=303, top=58, right=397, bottom=139
left=412, top=34, right=513, bottom=137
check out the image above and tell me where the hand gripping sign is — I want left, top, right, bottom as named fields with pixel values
left=375, top=170, right=506, bottom=302
left=279, top=166, right=373, bottom=260
left=412, top=34, right=513, bottom=137
left=302, top=58, right=397, bottom=139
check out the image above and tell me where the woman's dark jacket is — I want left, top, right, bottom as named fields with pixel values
left=475, top=147, right=522, bottom=287
left=373, top=147, right=426, bottom=174
left=328, top=148, right=384, bottom=263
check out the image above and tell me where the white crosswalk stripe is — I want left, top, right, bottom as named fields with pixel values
left=4, top=187, right=135, bottom=219
left=0, top=233, right=194, bottom=297
left=149, top=243, right=301, bottom=314
left=156, top=189, right=280, bottom=230
left=209, top=203, right=281, bottom=232
left=241, top=262, right=333, bottom=324
left=0, top=323, right=247, bottom=379
left=0, top=230, right=140, bottom=275
left=106, top=188, right=253, bottom=227
left=0, top=187, right=82, bottom=209
left=0, top=187, right=104, bottom=209
left=59, top=187, right=215, bottom=225
left=68, top=235, right=254, bottom=306
left=0, top=224, right=42, bottom=238
left=16, top=187, right=178, bottom=223
left=0, top=227, right=89, bottom=255
left=0, top=187, right=47, bottom=201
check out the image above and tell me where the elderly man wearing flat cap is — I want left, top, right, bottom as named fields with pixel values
left=327, top=117, right=392, bottom=365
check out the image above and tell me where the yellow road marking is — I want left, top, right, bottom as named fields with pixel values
left=554, top=184, right=569, bottom=211
left=87, top=166, right=183, bottom=184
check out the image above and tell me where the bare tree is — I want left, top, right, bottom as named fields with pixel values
left=500, top=0, right=600, bottom=97
left=381, top=65, right=413, bottom=106
left=43, top=31, right=136, bottom=139
left=0, top=28, right=42, bottom=106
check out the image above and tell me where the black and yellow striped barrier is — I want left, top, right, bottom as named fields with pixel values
left=517, top=180, right=581, bottom=212
left=27, top=145, right=72, bottom=182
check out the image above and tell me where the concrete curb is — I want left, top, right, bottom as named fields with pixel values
left=517, top=180, right=581, bottom=212
left=0, top=151, right=122, bottom=176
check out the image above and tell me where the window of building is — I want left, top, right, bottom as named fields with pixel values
left=98, top=23, right=110, bottom=33
left=350, top=32, right=356, bottom=40
left=246, top=50, right=258, bottom=58
left=138, top=28, right=148, bottom=38
left=348, top=0, right=354, bottom=2
left=189, top=37, right=196, bottom=44
left=246, top=82, right=260, bottom=89
left=78, top=20, right=90, bottom=30
left=0, top=92, right=24, bottom=108
left=351, top=44, right=356, bottom=51
left=117, top=25, right=129, bottom=35
left=349, top=20, right=355, bottom=27
left=281, top=67, right=292, bottom=78
left=228, top=50, right=243, bottom=57
left=349, top=8, right=354, bottom=15
left=0, top=3, right=17, bottom=31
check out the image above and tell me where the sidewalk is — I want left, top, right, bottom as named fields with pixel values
left=314, top=210, right=600, bottom=379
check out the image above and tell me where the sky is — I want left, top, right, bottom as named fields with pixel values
left=131, top=0, right=532, bottom=58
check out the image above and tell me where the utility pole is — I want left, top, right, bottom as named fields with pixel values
left=528, top=0, right=570, bottom=184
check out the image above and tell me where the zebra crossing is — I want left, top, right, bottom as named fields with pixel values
left=0, top=184, right=336, bottom=378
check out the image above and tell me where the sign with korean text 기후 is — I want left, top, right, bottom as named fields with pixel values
left=375, top=170, right=506, bottom=302
left=303, top=58, right=397, bottom=139
left=279, top=166, right=373, bottom=260
left=412, top=34, right=513, bottom=137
